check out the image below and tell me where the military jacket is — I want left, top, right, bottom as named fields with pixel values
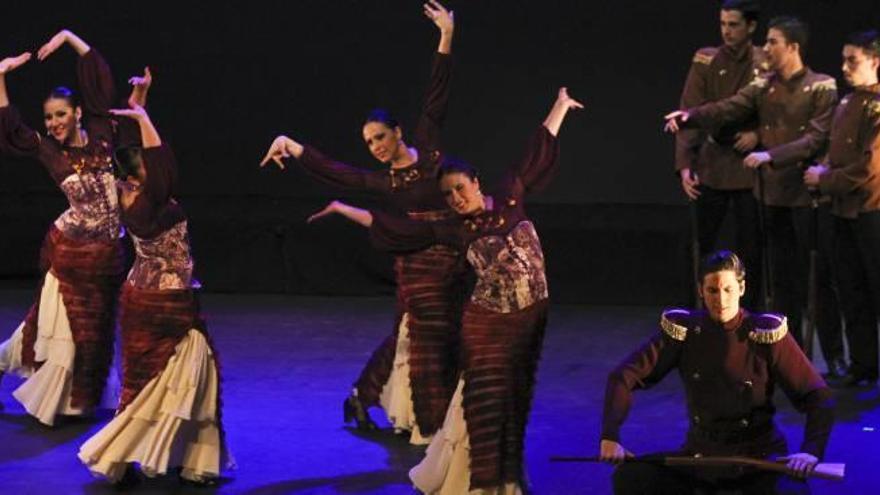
left=676, top=44, right=768, bottom=190
left=688, top=68, right=838, bottom=207
left=819, top=84, right=880, bottom=218
left=602, top=308, right=834, bottom=458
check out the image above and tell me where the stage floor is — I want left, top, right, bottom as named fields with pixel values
left=0, top=291, right=877, bottom=494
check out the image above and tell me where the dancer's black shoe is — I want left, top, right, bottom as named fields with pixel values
left=343, top=394, right=378, bottom=431
left=113, top=464, right=143, bottom=491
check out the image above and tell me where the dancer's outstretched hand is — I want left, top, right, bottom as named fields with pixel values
left=556, top=87, right=584, bottom=111
left=0, top=52, right=32, bottom=75
left=664, top=110, right=689, bottom=133
left=307, top=200, right=343, bottom=223
left=261, top=135, right=303, bottom=170
left=424, top=0, right=454, bottom=34
left=110, top=104, right=150, bottom=121
left=129, top=67, right=152, bottom=92
left=37, top=30, right=70, bottom=61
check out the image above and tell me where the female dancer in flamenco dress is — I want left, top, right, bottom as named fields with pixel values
left=0, top=30, right=128, bottom=425
left=261, top=1, right=463, bottom=444
left=310, top=87, right=583, bottom=494
left=78, top=80, right=232, bottom=486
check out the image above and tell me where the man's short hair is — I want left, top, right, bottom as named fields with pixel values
left=846, top=30, right=880, bottom=59
left=768, top=16, right=809, bottom=57
left=721, top=0, right=760, bottom=24
left=699, top=250, right=746, bottom=283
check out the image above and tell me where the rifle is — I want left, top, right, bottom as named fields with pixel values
left=549, top=454, right=845, bottom=481
left=804, top=192, right=820, bottom=359
left=755, top=167, right=774, bottom=311
left=689, top=193, right=703, bottom=309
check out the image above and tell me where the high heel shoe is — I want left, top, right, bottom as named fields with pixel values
left=343, top=394, right=378, bottom=431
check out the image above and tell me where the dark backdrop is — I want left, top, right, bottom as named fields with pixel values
left=1, top=0, right=878, bottom=303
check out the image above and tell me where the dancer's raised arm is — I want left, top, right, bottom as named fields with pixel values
left=0, top=52, right=41, bottom=158
left=37, top=29, right=90, bottom=60
left=497, top=87, right=582, bottom=199
left=0, top=52, right=32, bottom=108
left=110, top=104, right=161, bottom=148
left=424, top=0, right=454, bottom=55
left=39, top=30, right=118, bottom=144
left=543, top=86, right=584, bottom=137
left=128, top=67, right=152, bottom=108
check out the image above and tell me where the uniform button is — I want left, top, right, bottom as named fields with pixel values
left=847, top=138, right=854, bottom=144
left=693, top=415, right=701, bottom=424
left=803, top=86, right=810, bottom=92
left=740, top=418, right=750, bottom=427
left=692, top=371, right=701, bottom=380
left=764, top=125, right=771, bottom=130
left=694, top=452, right=703, bottom=458
left=719, top=69, right=727, bottom=76
left=743, top=380, right=753, bottom=387
left=769, top=87, right=776, bottom=94
left=693, top=326, right=701, bottom=335
left=799, top=126, right=806, bottom=131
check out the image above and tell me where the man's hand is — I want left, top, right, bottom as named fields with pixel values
left=664, top=110, right=689, bottom=133
left=599, top=439, right=632, bottom=465
left=743, top=151, right=771, bottom=169
left=778, top=453, right=818, bottom=479
left=803, top=164, right=828, bottom=189
left=733, top=130, right=759, bottom=153
left=679, top=168, right=701, bottom=200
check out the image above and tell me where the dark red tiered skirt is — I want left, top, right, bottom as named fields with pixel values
left=354, top=244, right=463, bottom=435
left=117, top=284, right=210, bottom=412
left=20, top=226, right=123, bottom=410
left=461, top=299, right=549, bottom=489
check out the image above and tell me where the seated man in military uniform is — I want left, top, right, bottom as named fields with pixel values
left=599, top=250, right=834, bottom=494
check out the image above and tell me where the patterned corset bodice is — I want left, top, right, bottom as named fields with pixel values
left=467, top=220, right=548, bottom=313
left=55, top=163, right=120, bottom=243
left=127, top=221, right=194, bottom=290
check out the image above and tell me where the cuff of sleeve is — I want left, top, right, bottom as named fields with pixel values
left=799, top=441, right=824, bottom=460
left=766, top=148, right=792, bottom=169
left=601, top=426, right=621, bottom=443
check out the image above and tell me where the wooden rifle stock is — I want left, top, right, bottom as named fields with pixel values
left=549, top=455, right=845, bottom=481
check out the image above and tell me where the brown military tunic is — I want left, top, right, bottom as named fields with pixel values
left=676, top=44, right=767, bottom=190
left=602, top=308, right=834, bottom=459
left=688, top=68, right=838, bottom=207
left=818, top=84, right=880, bottom=218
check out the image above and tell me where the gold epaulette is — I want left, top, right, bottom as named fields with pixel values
left=693, top=52, right=714, bottom=65
left=660, top=309, right=690, bottom=341
left=867, top=99, right=880, bottom=119
left=748, top=314, right=788, bottom=344
left=749, top=76, right=769, bottom=89
left=810, top=79, right=837, bottom=92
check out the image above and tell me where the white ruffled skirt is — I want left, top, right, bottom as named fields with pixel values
left=410, top=378, right=522, bottom=494
left=78, top=329, right=233, bottom=482
left=379, top=313, right=431, bottom=445
left=0, top=271, right=118, bottom=425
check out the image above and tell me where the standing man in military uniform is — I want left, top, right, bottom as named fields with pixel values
left=666, top=17, right=843, bottom=356
left=599, top=251, right=833, bottom=494
left=675, top=0, right=766, bottom=310
left=804, top=30, right=880, bottom=387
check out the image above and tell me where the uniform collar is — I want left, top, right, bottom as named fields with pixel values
left=702, top=308, right=745, bottom=332
left=855, top=83, right=880, bottom=95
left=721, top=42, right=752, bottom=62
